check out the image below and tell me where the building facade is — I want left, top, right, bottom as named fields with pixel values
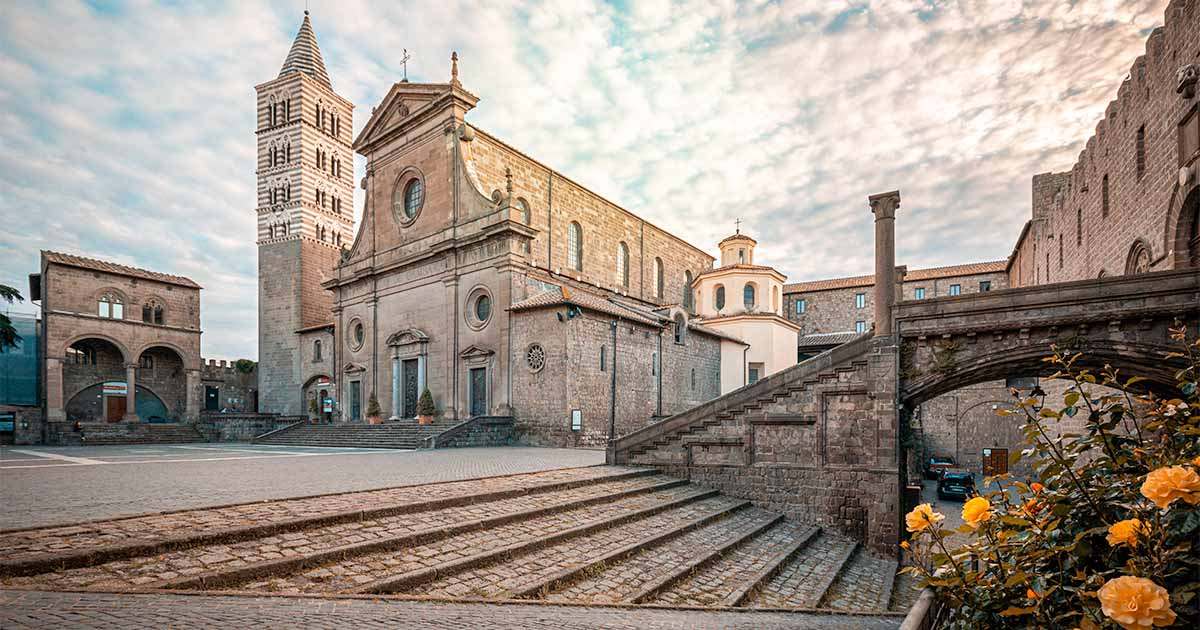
left=0, top=313, right=40, bottom=445
left=255, top=12, right=349, bottom=417
left=1007, top=2, right=1199, bottom=286
left=692, top=232, right=799, bottom=393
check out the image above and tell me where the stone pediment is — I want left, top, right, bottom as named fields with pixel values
left=342, top=362, right=366, bottom=374
left=459, top=345, right=494, bottom=359
left=386, top=328, right=429, bottom=347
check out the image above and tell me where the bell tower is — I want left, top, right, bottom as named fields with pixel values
left=255, top=11, right=354, bottom=415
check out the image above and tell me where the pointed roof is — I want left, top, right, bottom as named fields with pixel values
left=278, top=12, right=331, bottom=87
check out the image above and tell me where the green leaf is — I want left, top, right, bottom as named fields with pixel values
left=1064, top=392, right=1080, bottom=407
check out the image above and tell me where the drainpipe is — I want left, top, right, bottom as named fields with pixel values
left=608, top=320, right=617, bottom=443
left=656, top=330, right=663, bottom=416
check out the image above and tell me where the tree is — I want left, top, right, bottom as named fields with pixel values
left=0, top=284, right=24, bottom=352
left=417, top=388, right=436, bottom=417
left=366, top=393, right=381, bottom=418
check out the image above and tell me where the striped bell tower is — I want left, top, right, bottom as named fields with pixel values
left=254, top=12, right=354, bottom=415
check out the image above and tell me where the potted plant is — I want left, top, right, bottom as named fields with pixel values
left=416, top=388, right=436, bottom=425
left=308, top=397, right=319, bottom=424
left=365, top=394, right=382, bottom=425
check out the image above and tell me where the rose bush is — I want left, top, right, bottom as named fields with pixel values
left=901, top=325, right=1200, bottom=629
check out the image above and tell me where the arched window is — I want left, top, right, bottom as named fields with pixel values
left=654, top=257, right=664, bottom=299
left=772, top=286, right=779, bottom=313
left=600, top=344, right=606, bottom=371
left=617, top=242, right=630, bottom=288
left=715, top=285, right=725, bottom=311
left=517, top=198, right=531, bottom=225
left=567, top=222, right=583, bottom=271
left=743, top=283, right=756, bottom=310
left=674, top=313, right=686, bottom=344
left=1125, top=240, right=1151, bottom=275
left=313, top=340, right=322, bottom=362
left=690, top=367, right=696, bottom=391
left=154, top=305, right=163, bottom=325
left=683, top=271, right=694, bottom=311
left=98, top=293, right=123, bottom=319
left=142, top=300, right=164, bottom=325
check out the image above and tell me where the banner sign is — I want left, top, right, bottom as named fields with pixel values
left=102, top=382, right=128, bottom=396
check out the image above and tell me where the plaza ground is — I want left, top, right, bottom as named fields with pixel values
left=0, top=444, right=604, bottom=530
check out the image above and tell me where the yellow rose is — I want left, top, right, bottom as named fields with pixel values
left=905, top=503, right=944, bottom=533
left=1098, top=576, right=1176, bottom=630
left=1192, top=455, right=1200, bottom=467
left=899, top=540, right=910, bottom=550
left=1106, top=518, right=1147, bottom=548
left=1030, top=482, right=1044, bottom=493
left=1141, top=465, right=1200, bottom=509
left=961, top=496, right=991, bottom=528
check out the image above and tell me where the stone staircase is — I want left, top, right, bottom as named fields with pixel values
left=254, top=421, right=459, bottom=449
left=77, top=422, right=206, bottom=445
left=0, top=466, right=914, bottom=624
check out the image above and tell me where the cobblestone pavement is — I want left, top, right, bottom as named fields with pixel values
left=0, top=590, right=904, bottom=629
left=652, top=521, right=816, bottom=607
left=0, top=445, right=604, bottom=530
left=0, top=461, right=619, bottom=565
left=749, top=532, right=857, bottom=609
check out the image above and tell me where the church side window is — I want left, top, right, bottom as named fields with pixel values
left=715, top=285, right=725, bottom=311
left=654, top=257, right=664, bottom=299
left=674, top=314, right=686, bottom=344
left=98, top=293, right=123, bottom=319
left=600, top=345, right=606, bottom=372
left=567, top=222, right=583, bottom=271
left=313, top=340, right=322, bottom=362
left=617, top=242, right=629, bottom=288
left=403, top=178, right=423, bottom=219
left=683, top=271, right=694, bottom=311
left=743, top=283, right=756, bottom=310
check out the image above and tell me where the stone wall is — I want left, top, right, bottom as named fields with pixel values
left=423, top=416, right=515, bottom=449
left=1008, top=2, right=1200, bottom=285
left=201, top=360, right=259, bottom=413
left=510, top=308, right=722, bottom=448
left=196, top=413, right=301, bottom=442
left=0, top=405, right=41, bottom=445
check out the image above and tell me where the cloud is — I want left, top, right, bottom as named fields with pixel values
left=0, top=0, right=1167, bottom=358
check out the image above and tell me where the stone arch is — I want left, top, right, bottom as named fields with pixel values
left=133, top=341, right=198, bottom=370
left=1124, top=238, right=1153, bottom=275
left=302, top=374, right=334, bottom=420
left=60, top=333, right=131, bottom=364
left=901, top=339, right=1180, bottom=409
left=1166, top=184, right=1200, bottom=268
left=66, top=381, right=170, bottom=423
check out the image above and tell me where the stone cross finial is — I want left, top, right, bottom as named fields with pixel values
left=734, top=217, right=741, bottom=234
left=451, top=51, right=460, bottom=86
left=505, top=166, right=514, bottom=196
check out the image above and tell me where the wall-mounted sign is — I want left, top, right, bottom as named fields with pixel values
left=323, top=398, right=333, bottom=413
left=0, top=414, right=14, bottom=433
left=570, top=409, right=582, bottom=432
left=102, top=382, right=128, bottom=396
left=316, top=378, right=331, bottom=388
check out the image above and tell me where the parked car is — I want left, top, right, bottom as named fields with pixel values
left=937, top=469, right=977, bottom=501
left=925, top=456, right=955, bottom=480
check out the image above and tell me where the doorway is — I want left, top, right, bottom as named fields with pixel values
left=105, top=396, right=126, bottom=422
left=981, top=447, right=1009, bottom=477
left=469, top=367, right=487, bottom=417
left=402, top=358, right=419, bottom=418
left=349, top=380, right=362, bottom=422
left=205, top=386, right=219, bottom=411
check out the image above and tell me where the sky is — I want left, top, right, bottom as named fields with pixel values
left=0, top=0, right=1169, bottom=360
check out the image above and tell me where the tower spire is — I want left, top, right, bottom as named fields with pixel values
left=279, top=12, right=332, bottom=87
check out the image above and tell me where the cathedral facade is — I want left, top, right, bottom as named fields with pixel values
left=257, top=15, right=737, bottom=445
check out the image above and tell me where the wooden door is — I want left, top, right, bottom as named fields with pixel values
left=106, top=396, right=126, bottom=422
left=982, top=448, right=1009, bottom=477
left=402, top=359, right=419, bottom=418
left=469, top=368, right=487, bottom=417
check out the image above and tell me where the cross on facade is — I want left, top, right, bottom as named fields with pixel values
left=400, top=48, right=411, bottom=81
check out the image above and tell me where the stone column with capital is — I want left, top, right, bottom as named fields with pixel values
left=46, top=357, right=66, bottom=421
left=185, top=369, right=201, bottom=422
left=124, top=363, right=140, bottom=422
left=869, top=190, right=900, bottom=337
left=390, top=353, right=401, bottom=421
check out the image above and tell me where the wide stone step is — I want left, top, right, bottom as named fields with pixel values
left=745, top=531, right=858, bottom=609
left=650, top=520, right=819, bottom=608
left=818, top=545, right=898, bottom=612
left=0, top=466, right=645, bottom=575
left=407, top=494, right=745, bottom=599
left=240, top=483, right=713, bottom=594
left=542, top=506, right=782, bottom=604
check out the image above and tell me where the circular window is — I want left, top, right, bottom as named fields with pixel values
left=526, top=344, right=546, bottom=373
left=348, top=319, right=365, bottom=351
left=465, top=286, right=493, bottom=330
left=391, top=170, right=425, bottom=225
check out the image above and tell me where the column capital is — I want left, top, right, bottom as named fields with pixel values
left=868, top=190, right=901, bottom=220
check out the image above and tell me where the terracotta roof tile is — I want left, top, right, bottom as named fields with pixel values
left=784, top=260, right=1005, bottom=293
left=797, top=331, right=865, bottom=348
left=695, top=263, right=782, bottom=280
left=42, top=251, right=201, bottom=289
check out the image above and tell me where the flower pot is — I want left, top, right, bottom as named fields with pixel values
left=417, top=415, right=433, bottom=426
left=367, top=415, right=383, bottom=425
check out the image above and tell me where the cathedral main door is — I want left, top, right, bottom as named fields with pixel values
left=402, top=359, right=419, bottom=418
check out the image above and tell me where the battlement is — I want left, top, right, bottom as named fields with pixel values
left=201, top=359, right=256, bottom=378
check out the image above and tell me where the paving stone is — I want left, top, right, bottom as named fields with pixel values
left=819, top=547, right=896, bottom=611
left=748, top=531, right=857, bottom=609
left=652, top=520, right=815, bottom=607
